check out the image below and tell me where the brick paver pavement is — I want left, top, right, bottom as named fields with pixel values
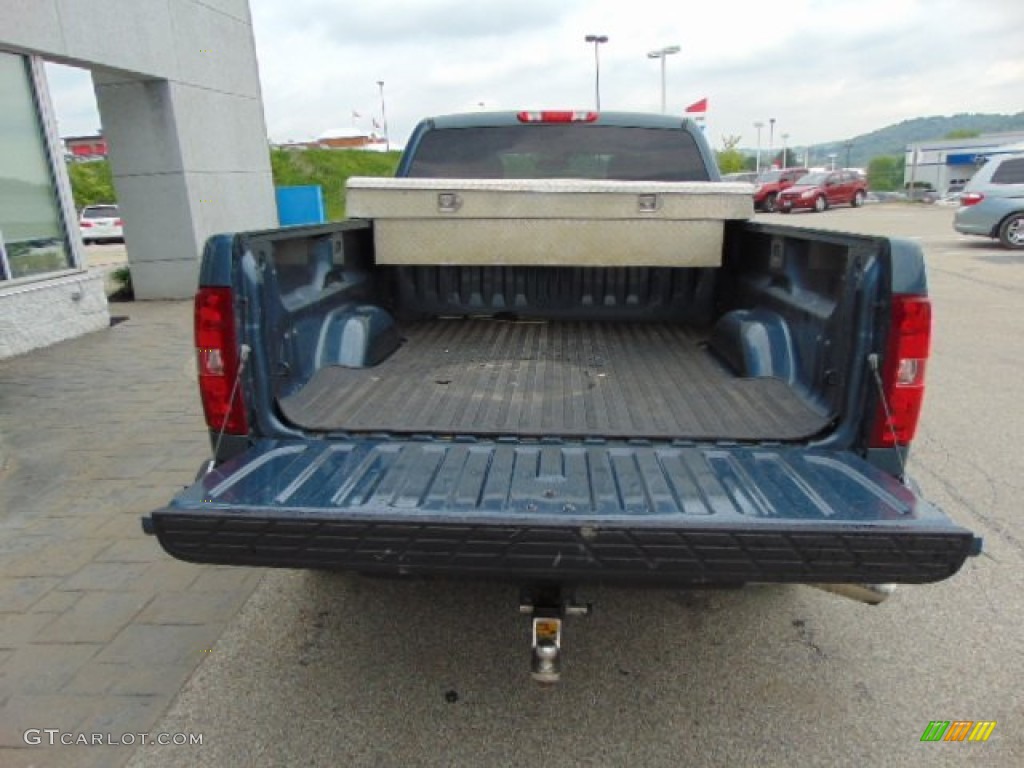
left=0, top=301, right=263, bottom=767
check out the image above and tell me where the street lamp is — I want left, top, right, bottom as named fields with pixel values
left=781, top=133, right=789, bottom=169
left=376, top=80, right=389, bottom=152
left=754, top=121, right=764, bottom=174
left=768, top=117, right=776, bottom=169
left=646, top=45, right=680, bottom=113
left=584, top=34, right=609, bottom=110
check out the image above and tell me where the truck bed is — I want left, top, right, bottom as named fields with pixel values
left=278, top=319, right=830, bottom=440
left=147, top=115, right=982, bottom=595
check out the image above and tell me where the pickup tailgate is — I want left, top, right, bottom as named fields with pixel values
left=147, top=439, right=977, bottom=585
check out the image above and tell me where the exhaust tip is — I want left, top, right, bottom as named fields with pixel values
left=809, top=583, right=896, bottom=605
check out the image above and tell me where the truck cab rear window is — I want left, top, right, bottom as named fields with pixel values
left=406, top=125, right=710, bottom=181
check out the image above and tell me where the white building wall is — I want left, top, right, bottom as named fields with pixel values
left=0, top=0, right=275, bottom=315
left=0, top=271, right=109, bottom=359
left=905, top=131, right=1024, bottom=192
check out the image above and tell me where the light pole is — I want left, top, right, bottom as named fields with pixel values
left=781, top=133, right=789, bottom=169
left=828, top=153, right=838, bottom=171
left=844, top=141, right=853, bottom=169
left=754, top=121, right=764, bottom=174
left=768, top=117, right=776, bottom=169
left=584, top=34, right=608, bottom=110
left=376, top=80, right=389, bottom=152
left=646, top=45, right=680, bottom=113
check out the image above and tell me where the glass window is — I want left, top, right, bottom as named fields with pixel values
left=407, top=125, right=710, bottom=182
left=991, top=157, right=1024, bottom=185
left=0, top=52, right=73, bottom=281
left=82, top=205, right=119, bottom=219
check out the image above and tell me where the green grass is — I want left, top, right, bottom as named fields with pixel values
left=68, top=149, right=402, bottom=222
left=270, top=148, right=402, bottom=220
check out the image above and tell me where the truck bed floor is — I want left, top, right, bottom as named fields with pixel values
left=278, top=319, right=830, bottom=440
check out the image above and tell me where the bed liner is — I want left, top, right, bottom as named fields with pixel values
left=278, top=319, right=829, bottom=440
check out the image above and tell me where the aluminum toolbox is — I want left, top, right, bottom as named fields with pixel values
left=345, top=177, right=754, bottom=268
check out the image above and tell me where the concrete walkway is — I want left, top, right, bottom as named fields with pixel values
left=0, top=301, right=263, bottom=767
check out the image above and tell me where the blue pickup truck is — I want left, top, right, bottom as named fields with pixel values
left=145, top=111, right=978, bottom=680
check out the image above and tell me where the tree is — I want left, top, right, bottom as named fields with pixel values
left=716, top=149, right=747, bottom=174
left=720, top=134, right=742, bottom=151
left=715, top=134, right=748, bottom=174
left=771, top=148, right=801, bottom=169
left=867, top=155, right=905, bottom=192
left=944, top=129, right=981, bottom=140
left=66, top=159, right=115, bottom=209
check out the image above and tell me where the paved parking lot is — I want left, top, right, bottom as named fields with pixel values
left=2, top=204, right=1022, bottom=767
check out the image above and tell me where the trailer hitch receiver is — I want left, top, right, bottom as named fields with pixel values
left=520, top=585, right=591, bottom=684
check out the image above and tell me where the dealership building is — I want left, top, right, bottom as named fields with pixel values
left=904, top=131, right=1024, bottom=193
left=0, top=0, right=275, bottom=359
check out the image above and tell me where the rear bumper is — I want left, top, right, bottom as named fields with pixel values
left=777, top=197, right=815, bottom=211
left=145, top=439, right=978, bottom=587
left=81, top=226, right=123, bottom=240
left=147, top=508, right=976, bottom=586
left=953, top=213, right=994, bottom=237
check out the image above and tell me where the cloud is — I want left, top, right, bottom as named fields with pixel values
left=43, top=63, right=99, bottom=137
left=42, top=0, right=1024, bottom=152
left=263, top=0, right=584, bottom=44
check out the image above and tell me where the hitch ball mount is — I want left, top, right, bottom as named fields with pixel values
left=519, top=586, right=591, bottom=684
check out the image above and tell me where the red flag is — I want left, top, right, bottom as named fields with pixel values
left=684, top=98, right=708, bottom=113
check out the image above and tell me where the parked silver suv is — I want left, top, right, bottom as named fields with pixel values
left=954, top=153, right=1024, bottom=249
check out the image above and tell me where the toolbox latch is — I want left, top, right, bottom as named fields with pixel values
left=437, top=192, right=463, bottom=213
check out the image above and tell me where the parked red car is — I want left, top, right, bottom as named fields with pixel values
left=753, top=167, right=808, bottom=212
left=777, top=170, right=868, bottom=213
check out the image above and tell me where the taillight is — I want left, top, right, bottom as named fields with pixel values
left=114, top=219, right=123, bottom=226
left=517, top=110, right=598, bottom=123
left=80, top=221, right=93, bottom=227
left=869, top=295, right=931, bottom=448
left=195, top=286, right=249, bottom=435
left=959, top=192, right=984, bottom=206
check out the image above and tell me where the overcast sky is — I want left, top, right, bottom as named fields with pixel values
left=45, top=0, right=1022, bottom=151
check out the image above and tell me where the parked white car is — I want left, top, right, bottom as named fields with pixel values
left=79, top=204, right=123, bottom=244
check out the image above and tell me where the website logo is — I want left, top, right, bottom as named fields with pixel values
left=920, top=721, right=996, bottom=743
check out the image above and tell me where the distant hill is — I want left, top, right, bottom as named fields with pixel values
left=748, top=112, right=1024, bottom=168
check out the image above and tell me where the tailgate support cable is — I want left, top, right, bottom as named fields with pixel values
left=202, top=344, right=251, bottom=477
left=867, top=353, right=907, bottom=479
